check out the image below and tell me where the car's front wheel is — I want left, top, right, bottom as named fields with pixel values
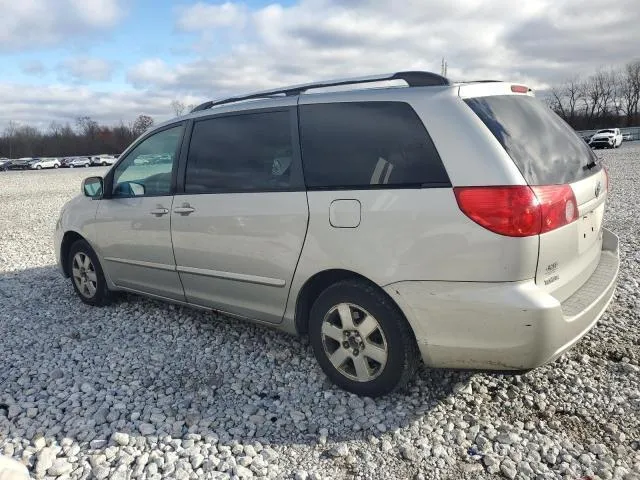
left=309, top=279, right=420, bottom=397
left=68, top=239, right=112, bottom=306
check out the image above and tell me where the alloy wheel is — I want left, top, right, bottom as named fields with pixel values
left=321, top=303, right=388, bottom=382
left=72, top=252, right=98, bottom=298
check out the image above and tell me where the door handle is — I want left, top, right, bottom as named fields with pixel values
left=174, top=202, right=195, bottom=215
left=150, top=207, right=169, bottom=217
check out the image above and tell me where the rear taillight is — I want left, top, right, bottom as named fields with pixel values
left=531, top=185, right=578, bottom=233
left=454, top=185, right=578, bottom=237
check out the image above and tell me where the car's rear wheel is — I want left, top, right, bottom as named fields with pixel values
left=68, top=239, right=112, bottom=306
left=36, top=165, right=42, bottom=170
left=101, top=161, right=107, bottom=166
left=309, top=279, right=420, bottom=397
left=54, top=164, right=59, bottom=168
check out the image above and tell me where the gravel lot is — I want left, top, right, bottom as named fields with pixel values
left=0, top=145, right=639, bottom=480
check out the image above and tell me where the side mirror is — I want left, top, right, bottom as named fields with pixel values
left=82, top=176, right=103, bottom=198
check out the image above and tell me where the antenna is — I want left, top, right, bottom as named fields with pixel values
left=441, top=58, right=448, bottom=77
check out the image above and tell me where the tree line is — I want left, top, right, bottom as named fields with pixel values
left=547, top=60, right=640, bottom=130
left=0, top=115, right=155, bottom=159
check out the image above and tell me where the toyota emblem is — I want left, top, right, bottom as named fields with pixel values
left=595, top=181, right=602, bottom=197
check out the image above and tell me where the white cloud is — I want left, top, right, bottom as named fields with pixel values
left=58, top=57, right=115, bottom=83
left=125, top=0, right=640, bottom=99
left=0, top=83, right=199, bottom=131
left=0, top=0, right=124, bottom=51
left=4, top=0, right=640, bottom=128
left=176, top=2, right=248, bottom=31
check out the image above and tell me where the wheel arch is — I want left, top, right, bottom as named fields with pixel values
left=60, top=231, right=87, bottom=277
left=294, top=269, right=410, bottom=337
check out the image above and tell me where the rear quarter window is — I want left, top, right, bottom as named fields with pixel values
left=465, top=95, right=600, bottom=185
left=299, top=101, right=450, bottom=189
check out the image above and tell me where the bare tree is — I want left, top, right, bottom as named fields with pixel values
left=132, top=115, right=154, bottom=137
left=593, top=69, right=616, bottom=119
left=76, top=116, right=100, bottom=139
left=3, top=121, right=19, bottom=158
left=170, top=100, right=186, bottom=117
left=618, top=60, right=640, bottom=125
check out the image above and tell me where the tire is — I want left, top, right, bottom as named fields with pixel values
left=68, top=239, right=112, bottom=306
left=309, top=279, right=420, bottom=397
left=69, top=164, right=74, bottom=168
left=101, top=161, right=107, bottom=166
left=84, top=163, right=89, bottom=168
left=54, top=164, right=59, bottom=169
left=36, top=165, right=42, bottom=170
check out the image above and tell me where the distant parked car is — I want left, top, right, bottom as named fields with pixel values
left=64, top=157, right=92, bottom=168
left=7, top=158, right=34, bottom=170
left=622, top=132, right=633, bottom=141
left=90, top=155, right=117, bottom=166
left=588, top=128, right=623, bottom=149
left=30, top=157, right=61, bottom=169
left=0, top=158, right=9, bottom=171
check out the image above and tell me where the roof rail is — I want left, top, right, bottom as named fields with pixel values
left=191, top=71, right=450, bottom=112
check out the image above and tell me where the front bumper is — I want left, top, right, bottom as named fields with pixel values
left=385, top=228, right=620, bottom=370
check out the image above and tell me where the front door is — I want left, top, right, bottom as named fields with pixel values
left=94, top=124, right=185, bottom=300
left=170, top=107, right=309, bottom=323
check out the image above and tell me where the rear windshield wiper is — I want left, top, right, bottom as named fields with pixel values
left=583, top=160, right=598, bottom=170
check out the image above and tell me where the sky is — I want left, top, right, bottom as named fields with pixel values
left=1, top=0, right=639, bottom=130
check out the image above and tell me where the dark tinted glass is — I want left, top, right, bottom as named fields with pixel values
left=299, top=102, right=449, bottom=189
left=185, top=111, right=297, bottom=193
left=465, top=95, right=600, bottom=185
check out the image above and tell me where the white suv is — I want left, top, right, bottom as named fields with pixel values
left=589, top=128, right=623, bottom=149
left=55, top=72, right=619, bottom=396
left=30, top=157, right=61, bottom=169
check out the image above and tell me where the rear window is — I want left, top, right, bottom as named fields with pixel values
left=299, top=102, right=450, bottom=189
left=465, top=95, right=599, bottom=185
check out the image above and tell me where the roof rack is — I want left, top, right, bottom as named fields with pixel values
left=191, top=71, right=450, bottom=112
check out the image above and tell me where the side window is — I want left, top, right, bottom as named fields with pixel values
left=299, top=102, right=449, bottom=189
left=112, top=125, right=184, bottom=197
left=185, top=110, right=298, bottom=193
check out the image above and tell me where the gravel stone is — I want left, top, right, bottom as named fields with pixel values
left=328, top=444, right=349, bottom=458
left=0, top=455, right=29, bottom=479
left=35, top=447, right=56, bottom=476
left=0, top=150, right=638, bottom=479
left=47, top=458, right=73, bottom=476
left=111, top=432, right=129, bottom=446
left=500, top=458, right=517, bottom=479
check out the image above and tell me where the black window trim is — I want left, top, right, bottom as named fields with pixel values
left=103, top=121, right=187, bottom=200
left=297, top=100, right=452, bottom=191
left=176, top=106, right=305, bottom=196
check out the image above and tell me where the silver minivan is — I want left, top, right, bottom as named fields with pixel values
left=55, top=71, right=619, bottom=396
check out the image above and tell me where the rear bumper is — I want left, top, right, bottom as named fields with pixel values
left=384, top=228, right=620, bottom=370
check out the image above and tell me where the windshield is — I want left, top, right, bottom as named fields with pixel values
left=596, top=129, right=615, bottom=134
left=465, top=95, right=600, bottom=185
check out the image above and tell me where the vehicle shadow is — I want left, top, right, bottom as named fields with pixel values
left=0, top=265, right=478, bottom=455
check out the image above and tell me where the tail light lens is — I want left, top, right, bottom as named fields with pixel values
left=454, top=185, right=578, bottom=237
